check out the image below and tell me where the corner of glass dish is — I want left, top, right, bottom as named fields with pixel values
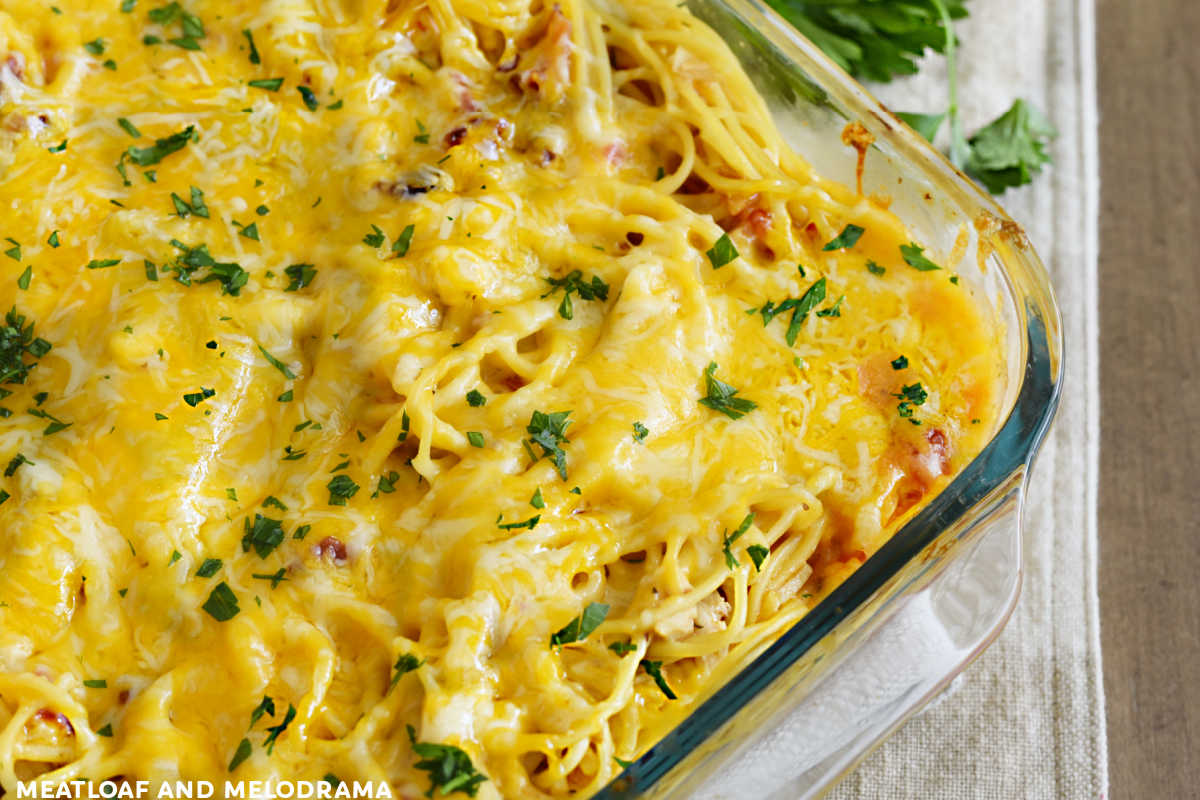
left=593, top=0, right=1064, bottom=797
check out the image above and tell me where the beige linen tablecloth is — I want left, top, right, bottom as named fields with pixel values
left=830, top=0, right=1107, bottom=796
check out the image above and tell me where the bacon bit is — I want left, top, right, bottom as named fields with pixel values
left=5, top=54, right=25, bottom=81
left=443, top=126, right=467, bottom=148
left=841, top=121, right=875, bottom=196
left=118, top=690, right=130, bottom=705
left=31, top=709, right=75, bottom=737
left=502, top=373, right=526, bottom=392
left=678, top=173, right=710, bottom=195
left=625, top=232, right=644, bottom=246
left=603, top=140, right=627, bottom=170
left=539, top=149, right=556, bottom=166
left=514, top=7, right=572, bottom=102
left=803, top=221, right=820, bottom=242
left=316, top=536, right=347, bottom=563
left=450, top=72, right=479, bottom=112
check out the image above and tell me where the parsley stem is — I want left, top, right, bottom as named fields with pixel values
left=930, top=0, right=968, bottom=168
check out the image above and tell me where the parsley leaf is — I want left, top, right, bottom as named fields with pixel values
left=542, top=271, right=609, bottom=320
left=241, top=29, right=260, bottom=64
left=900, top=243, right=942, bottom=271
left=123, top=125, right=194, bottom=166
left=257, top=345, right=296, bottom=379
left=609, top=640, right=637, bottom=656
left=466, top=389, right=486, bottom=407
left=632, top=421, right=649, bottom=441
left=496, top=514, right=540, bottom=531
left=389, top=653, right=424, bottom=690
left=262, top=704, right=295, bottom=754
left=746, top=544, right=769, bottom=571
left=407, top=725, right=489, bottom=798
left=195, top=558, right=222, bottom=578
left=183, top=387, right=215, bottom=406
left=966, top=99, right=1057, bottom=194
left=228, top=738, right=252, bottom=771
left=391, top=224, right=415, bottom=256
left=895, top=111, right=946, bottom=143
left=297, top=86, right=319, bottom=111
left=249, top=695, right=275, bottom=728
left=699, top=363, right=757, bottom=420
left=550, top=602, right=609, bottom=647
left=241, top=514, right=285, bottom=558
left=822, top=223, right=865, bottom=251
left=284, top=263, right=316, bottom=291
left=0, top=309, right=51, bottom=386
left=117, top=117, right=142, bottom=138
left=524, top=410, right=572, bottom=480
left=641, top=660, right=676, bottom=700
left=895, top=382, right=929, bottom=422
left=705, top=232, right=738, bottom=268
left=766, top=0, right=967, bottom=82
left=202, top=581, right=240, bottom=621
left=721, top=513, right=755, bottom=569
left=248, top=77, right=284, bottom=91
left=326, top=474, right=359, bottom=506
left=362, top=225, right=385, bottom=248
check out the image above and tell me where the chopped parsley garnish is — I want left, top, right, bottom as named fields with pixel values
left=257, top=345, right=296, bottom=379
left=228, top=738, right=252, bottom=771
left=891, top=355, right=909, bottom=370
left=277, top=389, right=293, bottom=402
left=392, top=224, right=415, bottom=256
left=362, top=225, right=385, bottom=248
left=248, top=77, right=283, bottom=91
left=550, top=602, right=609, bottom=647
left=632, top=421, right=649, bottom=441
left=699, top=362, right=757, bottom=420
left=372, top=470, right=400, bottom=497
left=234, top=221, right=260, bottom=241
left=3, top=238, right=19, bottom=261
left=389, top=653, right=424, bottom=690
left=900, top=242, right=942, bottom=271
left=466, top=431, right=485, bottom=448
left=183, top=387, right=215, bottom=406
left=542, top=270, right=609, bottom=321
left=262, top=704, right=295, bottom=754
left=867, top=260, right=886, bottom=276
left=406, top=725, right=488, bottom=799
left=195, top=558, right=222, bottom=578
left=895, top=382, right=929, bottom=422
left=251, top=568, right=288, bottom=589
left=28, top=407, right=71, bottom=435
left=86, top=259, right=121, bottom=270
left=641, top=660, right=676, bottom=700
left=262, top=495, right=287, bottom=510
left=242, top=514, right=285, bottom=558
left=822, top=223, right=865, bottom=251
left=154, top=412, right=168, bottom=420
left=292, top=524, right=311, bottom=540
left=746, top=544, right=769, bottom=571
left=202, top=581, right=240, bottom=621
left=123, top=125, right=194, bottom=167
left=284, top=263, right=316, bottom=291
left=466, top=389, right=486, bottom=407
left=168, top=550, right=181, bottom=565
left=117, top=118, right=141, bottom=138
left=297, top=86, right=319, bottom=111
left=226, top=487, right=238, bottom=501
left=496, top=514, right=540, bottom=531
left=47, top=231, right=60, bottom=248
left=121, top=0, right=136, bottom=11
left=816, top=295, right=845, bottom=318
left=326, top=474, right=359, bottom=506
left=413, top=120, right=430, bottom=144
left=759, top=278, right=827, bottom=345
left=84, top=38, right=106, bottom=55
left=163, top=240, right=248, bottom=295
left=609, top=640, right=637, bottom=656
left=249, top=695, right=275, bottom=728
left=4, top=453, right=30, bottom=477
left=170, top=185, right=209, bottom=218
left=523, top=410, right=572, bottom=480
left=0, top=490, right=8, bottom=505
left=83, top=679, right=107, bottom=688
left=529, top=488, right=544, bottom=509
left=256, top=205, right=269, bottom=216
left=241, top=29, right=260, bottom=64
left=705, top=232, right=738, bottom=269
left=16, top=266, right=30, bottom=290
left=47, top=140, right=67, bottom=153
left=721, top=513, right=755, bottom=569
left=97, top=723, right=114, bottom=737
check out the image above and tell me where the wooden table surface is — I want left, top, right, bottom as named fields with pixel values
left=1097, top=0, right=1200, bottom=797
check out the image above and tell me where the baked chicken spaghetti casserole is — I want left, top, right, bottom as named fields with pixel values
left=0, top=0, right=1003, bottom=796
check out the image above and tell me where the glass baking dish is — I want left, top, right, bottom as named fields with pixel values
left=594, top=1, right=1063, bottom=797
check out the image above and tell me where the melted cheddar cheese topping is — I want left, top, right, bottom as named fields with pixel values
left=0, top=0, right=1002, bottom=796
